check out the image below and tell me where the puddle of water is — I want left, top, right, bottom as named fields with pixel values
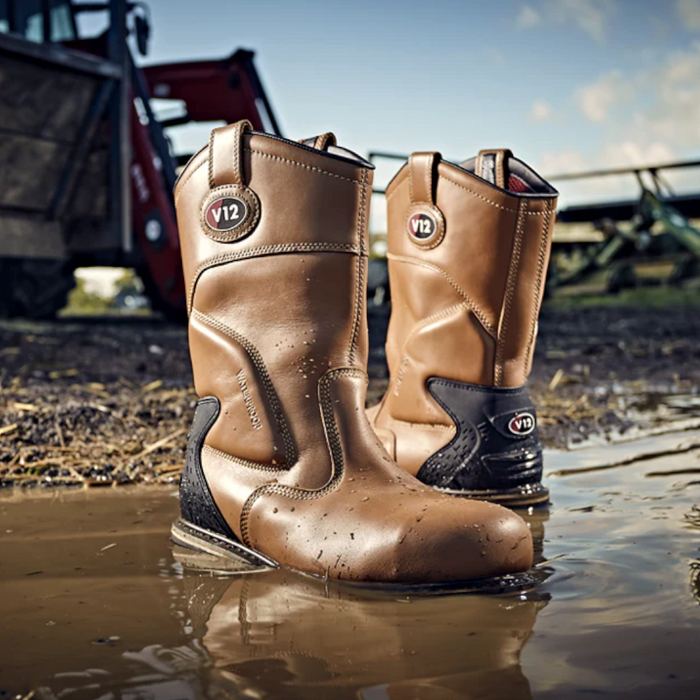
left=1, top=434, right=699, bottom=699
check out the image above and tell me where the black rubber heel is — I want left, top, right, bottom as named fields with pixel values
left=175, top=398, right=279, bottom=572
left=416, top=379, right=549, bottom=506
left=178, top=397, right=238, bottom=539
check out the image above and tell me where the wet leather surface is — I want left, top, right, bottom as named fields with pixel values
left=175, top=124, right=533, bottom=582
left=370, top=152, right=557, bottom=480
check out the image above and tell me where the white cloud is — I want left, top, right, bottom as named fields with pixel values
left=517, top=1, right=615, bottom=41
left=537, top=149, right=616, bottom=204
left=551, top=0, right=614, bottom=42
left=574, top=71, right=629, bottom=122
left=540, top=142, right=676, bottom=177
left=600, top=141, right=676, bottom=168
left=538, top=150, right=588, bottom=176
left=530, top=101, right=553, bottom=121
left=517, top=5, right=542, bottom=29
left=543, top=42, right=700, bottom=204
left=573, top=42, right=700, bottom=138
left=641, top=42, right=700, bottom=148
left=539, top=142, right=682, bottom=207
left=677, top=0, right=700, bottom=31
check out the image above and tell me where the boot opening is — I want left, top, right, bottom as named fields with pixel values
left=458, top=154, right=557, bottom=196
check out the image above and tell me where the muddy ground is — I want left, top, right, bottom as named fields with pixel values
left=1, top=290, right=699, bottom=487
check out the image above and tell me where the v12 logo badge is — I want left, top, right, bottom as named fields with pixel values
left=507, top=412, right=536, bottom=436
left=205, top=196, right=248, bottom=232
left=407, top=212, right=437, bottom=240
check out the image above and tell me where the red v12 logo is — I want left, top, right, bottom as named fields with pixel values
left=205, top=196, right=247, bottom=231
left=407, top=212, right=437, bottom=240
left=508, top=412, right=535, bottom=436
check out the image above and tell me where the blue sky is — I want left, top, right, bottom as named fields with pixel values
left=81, top=0, right=700, bottom=208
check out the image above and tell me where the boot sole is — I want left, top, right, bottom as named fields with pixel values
left=171, top=517, right=550, bottom=595
left=172, top=517, right=278, bottom=573
left=436, top=482, right=550, bottom=508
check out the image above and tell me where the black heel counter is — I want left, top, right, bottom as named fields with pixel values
left=417, top=379, right=543, bottom=492
left=180, top=397, right=236, bottom=539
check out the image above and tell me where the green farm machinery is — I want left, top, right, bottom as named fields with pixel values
left=549, top=159, right=700, bottom=295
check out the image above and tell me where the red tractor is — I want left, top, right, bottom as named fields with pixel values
left=0, top=0, right=281, bottom=319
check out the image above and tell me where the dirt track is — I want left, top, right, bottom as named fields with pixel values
left=1, top=294, right=699, bottom=487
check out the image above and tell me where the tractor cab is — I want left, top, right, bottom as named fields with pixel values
left=0, top=0, right=280, bottom=319
left=0, top=0, right=78, bottom=43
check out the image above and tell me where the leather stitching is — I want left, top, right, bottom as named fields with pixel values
left=441, top=174, right=548, bottom=214
left=207, top=129, right=216, bottom=189
left=348, top=169, right=368, bottom=364
left=358, top=168, right=369, bottom=257
left=178, top=150, right=368, bottom=205
left=244, top=149, right=368, bottom=185
left=238, top=367, right=366, bottom=546
left=496, top=151, right=505, bottom=189
left=175, top=158, right=206, bottom=205
left=524, top=200, right=552, bottom=373
left=208, top=120, right=251, bottom=189
left=231, top=125, right=239, bottom=185
left=442, top=172, right=517, bottom=212
left=392, top=301, right=471, bottom=400
left=390, top=417, right=456, bottom=432
left=231, top=122, right=242, bottom=185
left=387, top=253, right=496, bottom=337
left=429, top=377, right=529, bottom=395
left=202, top=444, right=286, bottom=473
left=426, top=155, right=433, bottom=205
left=188, top=242, right=360, bottom=312
left=495, top=199, right=528, bottom=386
left=313, top=132, right=336, bottom=150
left=191, top=309, right=297, bottom=465
left=386, top=302, right=471, bottom=430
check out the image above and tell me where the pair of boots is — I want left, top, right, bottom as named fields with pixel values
left=172, top=121, right=558, bottom=588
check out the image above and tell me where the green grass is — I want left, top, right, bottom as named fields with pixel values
left=543, top=284, right=700, bottom=311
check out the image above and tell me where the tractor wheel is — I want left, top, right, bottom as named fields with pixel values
left=0, top=258, right=75, bottom=319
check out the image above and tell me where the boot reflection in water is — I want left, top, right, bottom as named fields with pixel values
left=28, top=516, right=548, bottom=700
left=182, top=567, right=549, bottom=700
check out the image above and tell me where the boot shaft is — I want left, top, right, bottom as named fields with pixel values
left=175, top=122, right=374, bottom=498
left=385, top=149, right=558, bottom=389
left=369, top=149, right=557, bottom=495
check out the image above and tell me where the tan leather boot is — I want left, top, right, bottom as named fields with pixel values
left=172, top=123, right=534, bottom=586
left=368, top=150, right=558, bottom=506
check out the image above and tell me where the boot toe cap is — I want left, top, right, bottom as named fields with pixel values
left=392, top=497, right=533, bottom=584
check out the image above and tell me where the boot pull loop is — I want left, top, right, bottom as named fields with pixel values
left=208, top=119, right=252, bottom=189
left=299, top=132, right=337, bottom=151
left=406, top=152, right=446, bottom=250
left=475, top=148, right=513, bottom=190
left=201, top=119, right=260, bottom=244
left=408, top=152, right=440, bottom=206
